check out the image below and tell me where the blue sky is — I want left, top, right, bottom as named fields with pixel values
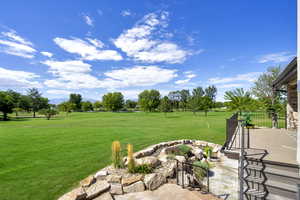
left=0, top=0, right=296, bottom=101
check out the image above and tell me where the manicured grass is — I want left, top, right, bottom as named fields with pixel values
left=0, top=111, right=231, bottom=200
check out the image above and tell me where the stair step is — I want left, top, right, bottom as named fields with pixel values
left=245, top=176, right=265, bottom=184
left=265, top=167, right=300, bottom=180
left=246, top=164, right=264, bottom=171
left=246, top=189, right=266, bottom=198
left=266, top=180, right=298, bottom=193
left=267, top=193, right=295, bottom=200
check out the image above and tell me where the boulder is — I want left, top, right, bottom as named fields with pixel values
left=58, top=187, right=86, bottom=200
left=110, top=183, right=123, bottom=195
left=191, top=148, right=203, bottom=160
left=93, top=192, right=113, bottom=200
left=94, top=170, right=108, bottom=180
left=135, top=156, right=161, bottom=168
left=175, top=156, right=186, bottom=163
left=121, top=174, right=143, bottom=186
left=80, top=175, right=95, bottom=187
left=106, top=174, right=122, bottom=183
left=85, top=180, right=110, bottom=199
left=144, top=173, right=166, bottom=190
left=123, top=181, right=145, bottom=193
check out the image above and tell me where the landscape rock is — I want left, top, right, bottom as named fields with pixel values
left=135, top=156, right=160, bottom=168
left=191, top=148, right=203, bottom=160
left=121, top=174, right=143, bottom=186
left=94, top=170, right=108, bottom=180
left=175, top=156, right=186, bottom=163
left=80, top=175, right=95, bottom=187
left=93, top=192, right=113, bottom=200
left=106, top=174, right=122, bottom=183
left=123, top=181, right=145, bottom=193
left=110, top=183, right=123, bottom=195
left=144, top=173, right=166, bottom=190
left=58, top=187, right=86, bottom=200
left=85, top=180, right=110, bottom=199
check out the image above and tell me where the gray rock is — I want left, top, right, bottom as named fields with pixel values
left=123, top=181, right=145, bottom=193
left=106, top=174, right=122, bottom=183
left=121, top=174, right=143, bottom=186
left=175, top=156, right=186, bottom=163
left=191, top=148, right=203, bottom=160
left=93, top=192, right=113, bottom=200
left=85, top=180, right=110, bottom=199
left=110, top=183, right=123, bottom=195
left=135, top=156, right=160, bottom=168
left=58, top=187, right=86, bottom=200
left=94, top=170, right=108, bottom=180
left=144, top=173, right=166, bottom=190
left=80, top=175, right=95, bottom=187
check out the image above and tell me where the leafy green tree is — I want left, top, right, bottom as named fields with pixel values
left=58, top=101, right=76, bottom=115
left=27, top=88, right=49, bottom=118
left=82, top=101, right=94, bottom=112
left=39, top=108, right=59, bottom=120
left=102, top=92, right=124, bottom=111
left=159, top=96, right=172, bottom=115
left=192, top=87, right=204, bottom=97
left=138, top=90, right=160, bottom=112
left=188, top=95, right=201, bottom=114
left=7, top=90, right=21, bottom=116
left=69, top=93, right=82, bottom=111
left=125, top=100, right=137, bottom=110
left=168, top=91, right=181, bottom=110
left=199, top=96, right=213, bottom=116
left=0, top=91, right=14, bottom=120
left=19, top=95, right=31, bottom=112
left=205, top=85, right=217, bottom=102
left=93, top=101, right=103, bottom=111
left=179, top=89, right=190, bottom=111
left=224, top=88, right=253, bottom=114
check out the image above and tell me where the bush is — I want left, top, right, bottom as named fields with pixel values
left=177, top=144, right=192, bottom=157
left=130, top=164, right=153, bottom=174
left=203, top=145, right=213, bottom=158
left=193, top=161, right=211, bottom=181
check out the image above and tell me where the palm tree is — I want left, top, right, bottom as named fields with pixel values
left=224, top=88, right=253, bottom=114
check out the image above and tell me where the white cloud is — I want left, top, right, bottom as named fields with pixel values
left=41, top=51, right=53, bottom=57
left=43, top=60, right=177, bottom=89
left=46, top=89, right=73, bottom=95
left=217, top=83, right=244, bottom=88
left=208, top=72, right=261, bottom=84
left=54, top=37, right=122, bottom=61
left=121, top=10, right=131, bottom=16
left=113, top=11, right=191, bottom=64
left=175, top=71, right=196, bottom=85
left=258, top=52, right=295, bottom=63
left=0, top=67, right=41, bottom=88
left=0, top=29, right=36, bottom=58
left=83, top=15, right=94, bottom=26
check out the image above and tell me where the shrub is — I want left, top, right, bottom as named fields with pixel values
left=131, top=164, right=153, bottom=174
left=193, top=161, right=211, bottom=181
left=127, top=144, right=136, bottom=173
left=177, top=144, right=192, bottom=156
left=203, top=145, right=213, bottom=158
left=112, top=141, right=122, bottom=168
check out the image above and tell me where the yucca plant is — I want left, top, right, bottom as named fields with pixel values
left=112, top=141, right=122, bottom=168
left=127, top=144, right=135, bottom=173
left=203, top=145, right=213, bottom=159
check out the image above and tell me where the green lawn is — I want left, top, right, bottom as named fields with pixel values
left=0, top=111, right=231, bottom=200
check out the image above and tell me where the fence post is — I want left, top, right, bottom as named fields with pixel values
left=176, top=160, right=178, bottom=185
left=207, top=168, right=210, bottom=193
left=239, top=121, right=245, bottom=200
left=297, top=184, right=300, bottom=200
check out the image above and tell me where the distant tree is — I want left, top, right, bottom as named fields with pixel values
left=224, top=88, right=253, bottom=114
left=125, top=100, right=137, bottom=110
left=0, top=91, right=14, bottom=120
left=19, top=95, right=31, bottom=112
left=159, top=96, right=172, bottom=115
left=192, top=87, right=205, bottom=97
left=179, top=89, right=190, bottom=111
left=188, top=95, right=201, bottom=115
left=168, top=91, right=181, bottom=110
left=27, top=88, right=49, bottom=118
left=7, top=90, right=21, bottom=116
left=58, top=101, right=76, bottom=115
left=214, top=101, right=225, bottom=108
left=82, top=101, right=94, bottom=112
left=39, top=108, right=59, bottom=120
left=93, top=101, right=103, bottom=111
left=69, top=93, right=82, bottom=111
left=138, top=90, right=161, bottom=112
left=205, top=85, right=217, bottom=102
left=200, top=96, right=213, bottom=116
left=102, top=92, right=124, bottom=112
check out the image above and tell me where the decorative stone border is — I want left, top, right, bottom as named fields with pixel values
left=58, top=140, right=223, bottom=200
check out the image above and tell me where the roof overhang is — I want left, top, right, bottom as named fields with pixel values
left=272, top=57, right=297, bottom=89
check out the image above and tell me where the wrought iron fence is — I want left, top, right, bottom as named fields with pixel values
left=241, top=111, right=286, bottom=129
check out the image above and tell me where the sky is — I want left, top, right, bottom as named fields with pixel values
left=0, top=0, right=296, bottom=101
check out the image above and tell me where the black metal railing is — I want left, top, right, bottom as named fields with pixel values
left=223, top=113, right=239, bottom=150
left=175, top=160, right=210, bottom=193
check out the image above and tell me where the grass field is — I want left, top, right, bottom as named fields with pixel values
left=0, top=111, right=231, bottom=200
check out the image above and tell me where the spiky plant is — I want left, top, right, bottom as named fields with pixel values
left=112, top=141, right=122, bottom=168
left=127, top=144, right=135, bottom=173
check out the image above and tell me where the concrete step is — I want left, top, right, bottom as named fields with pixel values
left=265, top=166, right=300, bottom=185
left=267, top=193, right=295, bottom=200
left=245, top=189, right=266, bottom=198
left=265, top=179, right=297, bottom=200
left=245, top=176, right=265, bottom=184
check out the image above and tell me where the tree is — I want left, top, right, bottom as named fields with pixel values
left=168, top=91, right=181, bottom=110
left=0, top=91, right=14, bottom=120
left=125, top=100, right=137, bottom=110
left=138, top=90, right=160, bottom=112
left=82, top=101, right=94, bottom=112
left=192, top=87, right=204, bottom=97
left=7, top=90, right=21, bottom=116
left=159, top=96, right=172, bottom=115
left=179, top=89, right=190, bottom=111
left=69, top=93, right=82, bottom=111
left=205, top=85, right=217, bottom=102
left=188, top=95, right=201, bottom=114
left=200, top=96, right=213, bottom=116
left=94, top=101, right=103, bottom=111
left=19, top=95, right=31, bottom=112
left=39, top=108, right=59, bottom=120
left=102, top=92, right=124, bottom=112
left=224, top=88, right=253, bottom=114
left=58, top=101, right=76, bottom=115
left=27, top=88, right=49, bottom=118
left=251, top=66, right=283, bottom=127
